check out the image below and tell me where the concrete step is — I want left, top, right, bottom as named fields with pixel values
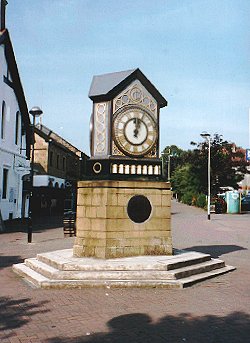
left=29, top=278, right=185, bottom=289
left=25, top=258, right=60, bottom=279
left=12, top=249, right=236, bottom=289
left=36, top=249, right=212, bottom=272
left=166, top=253, right=211, bottom=270
left=36, top=251, right=69, bottom=270
left=12, top=263, right=49, bottom=288
left=179, top=265, right=236, bottom=288
left=25, top=256, right=225, bottom=281
left=12, top=261, right=181, bottom=288
left=25, top=258, right=177, bottom=280
left=170, top=259, right=225, bottom=279
left=12, top=264, right=235, bottom=289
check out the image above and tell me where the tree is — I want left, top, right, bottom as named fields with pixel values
left=161, top=145, right=185, bottom=179
left=188, top=134, right=248, bottom=195
left=170, top=164, right=201, bottom=199
left=165, top=134, right=249, bottom=201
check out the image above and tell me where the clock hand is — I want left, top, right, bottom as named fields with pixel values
left=133, top=118, right=141, bottom=138
left=134, top=128, right=139, bottom=138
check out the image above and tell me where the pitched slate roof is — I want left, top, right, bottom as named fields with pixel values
left=0, top=29, right=31, bottom=158
left=89, top=69, right=136, bottom=99
left=35, top=123, right=89, bottom=158
left=89, top=68, right=167, bottom=108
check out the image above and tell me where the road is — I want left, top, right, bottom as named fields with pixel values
left=0, top=201, right=249, bottom=342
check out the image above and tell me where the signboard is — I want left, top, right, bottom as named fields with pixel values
left=9, top=187, right=15, bottom=202
left=246, top=149, right=250, bottom=162
left=0, top=210, right=5, bottom=232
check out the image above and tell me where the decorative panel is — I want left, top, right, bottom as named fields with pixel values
left=93, top=102, right=109, bottom=156
left=113, top=80, right=157, bottom=118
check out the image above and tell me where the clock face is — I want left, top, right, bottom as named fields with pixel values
left=113, top=108, right=157, bottom=157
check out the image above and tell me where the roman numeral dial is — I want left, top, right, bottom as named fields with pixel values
left=113, top=108, right=157, bottom=157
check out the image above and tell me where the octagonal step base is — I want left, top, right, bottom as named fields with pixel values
left=12, top=249, right=235, bottom=289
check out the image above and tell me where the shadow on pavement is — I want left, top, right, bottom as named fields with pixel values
left=45, top=311, right=250, bottom=343
left=0, top=255, right=24, bottom=269
left=0, top=296, right=50, bottom=339
left=33, top=216, right=63, bottom=232
left=2, top=216, right=63, bottom=233
left=183, top=245, right=247, bottom=258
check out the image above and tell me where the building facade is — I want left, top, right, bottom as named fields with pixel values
left=31, top=123, right=88, bottom=215
left=0, top=2, right=31, bottom=222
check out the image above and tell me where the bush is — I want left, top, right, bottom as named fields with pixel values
left=181, top=192, right=194, bottom=206
left=180, top=192, right=207, bottom=209
left=196, top=193, right=207, bottom=208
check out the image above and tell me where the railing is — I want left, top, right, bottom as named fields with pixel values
left=111, top=163, right=161, bottom=176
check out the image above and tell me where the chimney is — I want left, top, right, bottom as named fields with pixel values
left=1, top=0, right=8, bottom=31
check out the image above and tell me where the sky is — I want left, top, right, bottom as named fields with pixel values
left=7, top=0, right=250, bottom=155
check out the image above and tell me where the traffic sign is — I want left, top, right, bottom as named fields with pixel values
left=246, top=149, right=250, bottom=161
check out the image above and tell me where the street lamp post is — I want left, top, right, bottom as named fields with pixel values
left=161, top=150, right=172, bottom=181
left=27, top=106, right=43, bottom=243
left=200, top=132, right=211, bottom=220
left=168, top=154, right=171, bottom=181
left=167, top=150, right=177, bottom=181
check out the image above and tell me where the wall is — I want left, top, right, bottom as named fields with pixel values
left=33, top=133, right=48, bottom=175
left=74, top=180, right=172, bottom=259
left=47, top=143, right=81, bottom=181
left=0, top=45, right=30, bottom=220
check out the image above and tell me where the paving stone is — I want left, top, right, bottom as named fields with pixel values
left=0, top=201, right=249, bottom=342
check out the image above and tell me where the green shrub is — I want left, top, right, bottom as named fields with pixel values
left=181, top=192, right=207, bottom=209
left=181, top=192, right=194, bottom=206
left=196, top=193, right=207, bottom=208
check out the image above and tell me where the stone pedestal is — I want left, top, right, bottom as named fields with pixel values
left=73, top=180, right=172, bottom=259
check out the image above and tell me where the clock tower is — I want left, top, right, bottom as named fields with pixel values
left=86, top=68, right=167, bottom=180
left=73, top=69, right=172, bottom=259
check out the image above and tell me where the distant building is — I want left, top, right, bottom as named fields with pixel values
left=31, top=123, right=88, bottom=215
left=231, top=145, right=250, bottom=191
left=0, top=1, right=31, bottom=222
left=239, top=172, right=250, bottom=191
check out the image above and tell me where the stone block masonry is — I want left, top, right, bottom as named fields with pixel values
left=73, top=180, right=172, bottom=259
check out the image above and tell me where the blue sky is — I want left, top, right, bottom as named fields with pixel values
left=7, top=0, right=250, bottom=154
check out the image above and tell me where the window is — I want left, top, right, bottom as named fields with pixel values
left=56, top=154, right=60, bottom=169
left=49, top=151, right=53, bottom=167
left=62, top=157, right=66, bottom=171
left=1, top=101, right=6, bottom=139
left=2, top=168, right=8, bottom=199
left=15, top=111, right=21, bottom=145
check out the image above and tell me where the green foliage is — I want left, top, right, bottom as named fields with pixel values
left=186, top=134, right=248, bottom=196
left=181, top=192, right=195, bottom=206
left=161, top=145, right=185, bottom=178
left=164, top=134, right=249, bottom=208
left=195, top=193, right=207, bottom=208
left=180, top=191, right=207, bottom=208
left=171, top=164, right=201, bottom=200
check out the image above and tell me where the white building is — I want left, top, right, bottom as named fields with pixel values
left=0, top=1, right=31, bottom=222
left=239, top=166, right=250, bottom=192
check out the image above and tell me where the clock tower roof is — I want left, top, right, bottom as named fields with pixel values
left=89, top=68, right=167, bottom=108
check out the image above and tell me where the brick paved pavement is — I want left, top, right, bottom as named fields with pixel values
left=0, top=201, right=250, bottom=342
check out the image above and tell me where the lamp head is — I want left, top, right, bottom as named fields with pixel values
left=29, top=106, right=43, bottom=117
left=200, top=131, right=211, bottom=138
left=200, top=132, right=211, bottom=142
